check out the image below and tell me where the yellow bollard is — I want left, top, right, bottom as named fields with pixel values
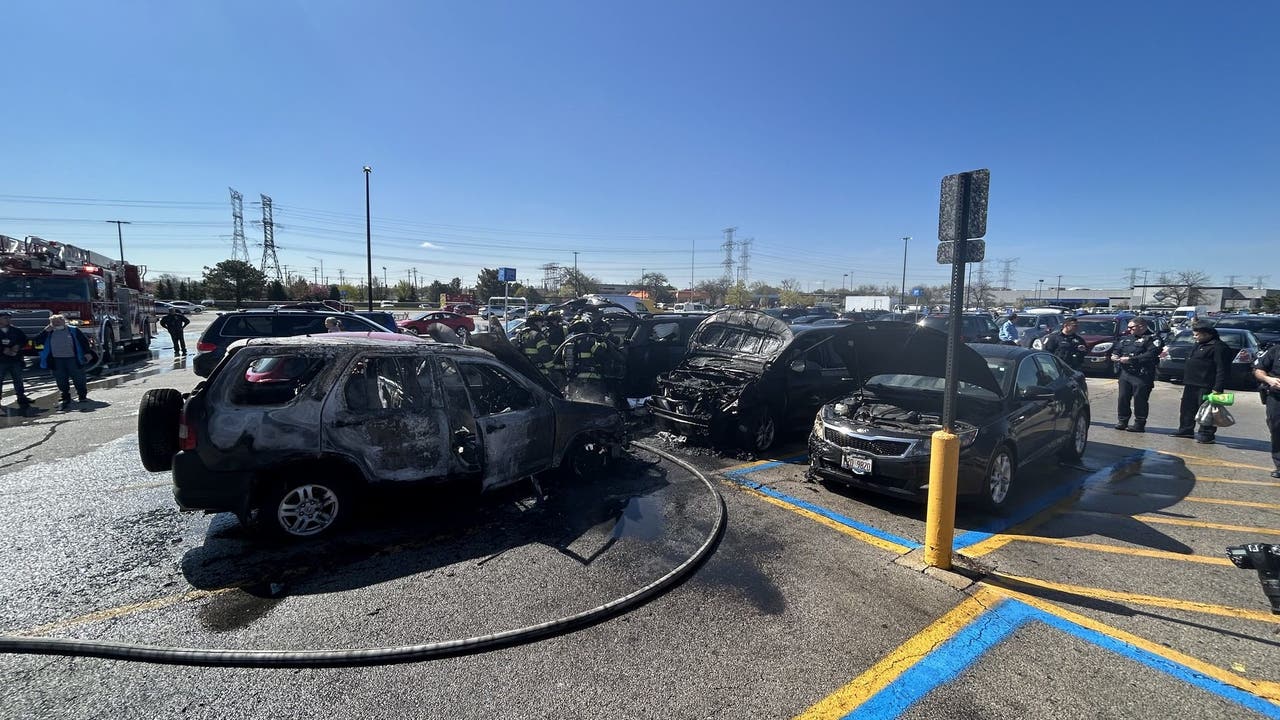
left=924, top=429, right=960, bottom=569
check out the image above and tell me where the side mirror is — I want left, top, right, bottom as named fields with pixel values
left=1020, top=386, right=1053, bottom=400
left=790, top=359, right=808, bottom=374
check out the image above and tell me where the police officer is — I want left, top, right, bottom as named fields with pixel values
left=0, top=311, right=34, bottom=409
left=1110, top=316, right=1161, bottom=432
left=1172, top=320, right=1232, bottom=442
left=1253, top=343, right=1280, bottom=479
left=1042, top=316, right=1088, bottom=372
left=159, top=306, right=190, bottom=356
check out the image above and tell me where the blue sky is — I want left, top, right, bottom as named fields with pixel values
left=3, top=1, right=1276, bottom=292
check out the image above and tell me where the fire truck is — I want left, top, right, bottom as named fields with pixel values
left=0, top=235, right=156, bottom=371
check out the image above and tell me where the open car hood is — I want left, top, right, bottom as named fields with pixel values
left=686, top=309, right=794, bottom=362
left=467, top=332, right=564, bottom=398
left=838, top=321, right=1003, bottom=396
left=553, top=298, right=639, bottom=319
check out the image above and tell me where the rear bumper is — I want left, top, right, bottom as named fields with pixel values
left=171, top=451, right=253, bottom=514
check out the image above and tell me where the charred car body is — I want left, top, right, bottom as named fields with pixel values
left=137, top=333, right=626, bottom=539
left=647, top=310, right=861, bottom=451
left=807, top=323, right=1090, bottom=511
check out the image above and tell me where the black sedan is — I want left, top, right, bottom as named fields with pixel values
left=1211, top=315, right=1280, bottom=350
left=808, top=326, right=1089, bottom=512
left=1156, top=328, right=1260, bottom=388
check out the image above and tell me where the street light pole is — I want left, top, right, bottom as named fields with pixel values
left=573, top=251, right=580, bottom=296
left=1056, top=274, right=1062, bottom=301
left=899, top=236, right=910, bottom=311
left=382, top=266, right=388, bottom=301
left=105, top=220, right=130, bottom=263
left=1139, top=269, right=1150, bottom=309
left=363, top=166, right=373, bottom=311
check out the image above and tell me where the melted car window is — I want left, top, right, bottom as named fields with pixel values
left=459, top=363, right=533, bottom=416
left=342, top=356, right=419, bottom=412
left=231, top=355, right=326, bottom=406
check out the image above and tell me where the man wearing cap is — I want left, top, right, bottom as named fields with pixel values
left=0, top=311, right=34, bottom=408
left=1110, top=317, right=1161, bottom=432
left=1173, top=320, right=1232, bottom=443
left=998, top=312, right=1021, bottom=346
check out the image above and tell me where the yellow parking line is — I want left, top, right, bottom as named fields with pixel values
left=960, top=494, right=1080, bottom=558
left=1066, top=510, right=1280, bottom=536
left=720, top=458, right=775, bottom=475
left=1156, top=450, right=1274, bottom=472
left=12, top=588, right=231, bottom=637
left=999, top=536, right=1233, bottom=566
left=1193, top=476, right=1280, bottom=488
left=744, top=487, right=913, bottom=554
left=793, top=586, right=1005, bottom=720
left=1185, top=496, right=1280, bottom=511
left=984, top=572, right=1280, bottom=626
left=983, top=582, right=1280, bottom=704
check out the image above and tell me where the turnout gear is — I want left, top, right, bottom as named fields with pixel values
left=512, top=324, right=554, bottom=374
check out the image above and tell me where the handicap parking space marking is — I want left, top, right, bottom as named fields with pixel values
left=796, top=583, right=1280, bottom=720
left=1064, top=509, right=1280, bottom=537
left=720, top=455, right=921, bottom=553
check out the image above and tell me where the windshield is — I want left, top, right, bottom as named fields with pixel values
left=1168, top=330, right=1249, bottom=349
left=1075, top=318, right=1120, bottom=336
left=0, top=277, right=92, bottom=301
left=865, top=372, right=1002, bottom=401
left=1214, top=317, right=1280, bottom=333
left=1013, top=315, right=1058, bottom=328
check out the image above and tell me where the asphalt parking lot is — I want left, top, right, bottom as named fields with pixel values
left=1, top=341, right=1278, bottom=718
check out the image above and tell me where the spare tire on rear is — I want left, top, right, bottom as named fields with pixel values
left=138, top=388, right=184, bottom=472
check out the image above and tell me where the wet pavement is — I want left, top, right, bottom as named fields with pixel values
left=2, top=359, right=1279, bottom=718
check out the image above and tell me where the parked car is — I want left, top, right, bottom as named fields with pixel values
left=398, top=311, right=476, bottom=339
left=1210, top=315, right=1280, bottom=349
left=166, top=300, right=204, bottom=314
left=594, top=312, right=711, bottom=398
left=1157, top=328, right=1260, bottom=388
left=354, top=310, right=400, bottom=332
left=917, top=313, right=1000, bottom=344
left=646, top=309, right=863, bottom=451
left=808, top=325, right=1089, bottom=511
left=136, top=334, right=627, bottom=539
left=378, top=300, right=397, bottom=309
left=760, top=307, right=811, bottom=322
left=191, top=309, right=387, bottom=377
left=1010, top=313, right=1063, bottom=349
left=442, top=303, right=477, bottom=315
left=156, top=301, right=189, bottom=315
left=1078, top=314, right=1169, bottom=375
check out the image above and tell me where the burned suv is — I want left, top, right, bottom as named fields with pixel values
left=136, top=333, right=627, bottom=539
left=647, top=309, right=860, bottom=451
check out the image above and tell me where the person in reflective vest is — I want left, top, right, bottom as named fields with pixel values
left=513, top=312, right=554, bottom=374
left=559, top=321, right=624, bottom=408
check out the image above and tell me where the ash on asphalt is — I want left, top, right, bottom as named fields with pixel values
left=173, top=448, right=724, bottom=639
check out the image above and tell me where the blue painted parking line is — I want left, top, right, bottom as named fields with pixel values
left=951, top=451, right=1149, bottom=551
left=722, top=455, right=922, bottom=551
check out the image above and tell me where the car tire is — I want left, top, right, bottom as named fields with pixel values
left=565, top=436, right=612, bottom=480
left=1058, top=411, right=1089, bottom=461
left=137, top=388, right=183, bottom=472
left=258, top=476, right=352, bottom=540
left=738, top=408, right=777, bottom=453
left=404, top=327, right=420, bottom=336
left=978, top=445, right=1016, bottom=513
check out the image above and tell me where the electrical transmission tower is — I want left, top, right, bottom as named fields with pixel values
left=998, top=258, right=1018, bottom=290
left=1123, top=266, right=1142, bottom=289
left=736, top=237, right=752, bottom=286
left=228, top=188, right=249, bottom=262
left=540, top=263, right=563, bottom=291
left=721, top=227, right=737, bottom=283
left=1256, top=275, right=1270, bottom=289
left=259, top=194, right=281, bottom=281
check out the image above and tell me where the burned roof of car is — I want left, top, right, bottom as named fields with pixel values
left=233, top=333, right=488, bottom=355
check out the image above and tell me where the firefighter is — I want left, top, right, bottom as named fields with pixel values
left=0, top=311, right=34, bottom=409
left=513, top=312, right=556, bottom=379
left=1253, top=343, right=1280, bottom=478
left=560, top=321, right=625, bottom=408
left=545, top=310, right=566, bottom=347
left=159, top=306, right=190, bottom=356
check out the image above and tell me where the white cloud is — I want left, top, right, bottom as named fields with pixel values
left=420, top=242, right=441, bottom=249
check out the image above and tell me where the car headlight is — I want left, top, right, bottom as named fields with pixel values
left=958, top=427, right=979, bottom=447
left=1092, top=342, right=1113, bottom=354
left=906, top=427, right=978, bottom=456
left=812, top=414, right=824, bottom=439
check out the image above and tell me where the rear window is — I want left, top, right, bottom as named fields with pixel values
left=218, top=315, right=274, bottom=338
left=1215, top=317, right=1280, bottom=333
left=1075, top=319, right=1119, bottom=336
left=276, top=315, right=330, bottom=335
left=1169, top=330, right=1247, bottom=349
left=230, top=355, right=326, bottom=406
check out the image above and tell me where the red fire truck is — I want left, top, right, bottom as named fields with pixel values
left=0, top=235, right=156, bottom=370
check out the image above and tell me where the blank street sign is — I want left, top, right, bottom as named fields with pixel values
left=936, top=239, right=986, bottom=264
left=938, top=169, right=990, bottom=242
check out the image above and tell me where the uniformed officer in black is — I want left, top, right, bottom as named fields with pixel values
left=1042, top=316, right=1088, bottom=372
left=1252, top=344, right=1280, bottom=478
left=1110, top=316, right=1161, bottom=432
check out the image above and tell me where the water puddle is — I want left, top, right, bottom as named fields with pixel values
left=610, top=495, right=665, bottom=541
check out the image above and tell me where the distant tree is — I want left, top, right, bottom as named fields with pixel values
left=1156, top=270, right=1211, bottom=306
left=475, top=268, right=505, bottom=301
left=394, top=280, right=418, bottom=302
left=514, top=285, right=545, bottom=304
left=778, top=278, right=805, bottom=307
left=327, top=284, right=341, bottom=301
left=634, top=272, right=674, bottom=304
left=287, top=278, right=310, bottom=299
left=695, top=279, right=731, bottom=306
left=1261, top=294, right=1280, bottom=313
left=725, top=281, right=752, bottom=307
left=424, top=280, right=448, bottom=305
left=447, top=277, right=463, bottom=294
left=202, top=260, right=267, bottom=306
left=559, top=268, right=601, bottom=296
left=266, top=280, right=288, bottom=301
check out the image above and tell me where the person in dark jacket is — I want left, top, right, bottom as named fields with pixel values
left=1173, top=320, right=1233, bottom=442
left=1042, top=316, right=1088, bottom=372
left=1110, top=317, right=1161, bottom=432
left=158, top=306, right=190, bottom=356
left=1253, top=344, right=1280, bottom=478
left=35, top=314, right=93, bottom=406
left=0, top=311, right=34, bottom=408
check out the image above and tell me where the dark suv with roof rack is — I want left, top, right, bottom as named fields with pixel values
left=191, top=309, right=385, bottom=377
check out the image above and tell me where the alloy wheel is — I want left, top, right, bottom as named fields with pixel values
left=276, top=484, right=340, bottom=537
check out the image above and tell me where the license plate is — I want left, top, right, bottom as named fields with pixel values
left=841, top=452, right=872, bottom=475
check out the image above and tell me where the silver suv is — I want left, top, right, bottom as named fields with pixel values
left=137, top=334, right=627, bottom=539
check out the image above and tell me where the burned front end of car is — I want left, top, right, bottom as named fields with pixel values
left=807, top=394, right=983, bottom=499
left=647, top=365, right=762, bottom=442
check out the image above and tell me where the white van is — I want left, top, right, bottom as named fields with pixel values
left=1172, top=305, right=1209, bottom=325
left=582, top=294, right=652, bottom=314
left=672, top=302, right=708, bottom=313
